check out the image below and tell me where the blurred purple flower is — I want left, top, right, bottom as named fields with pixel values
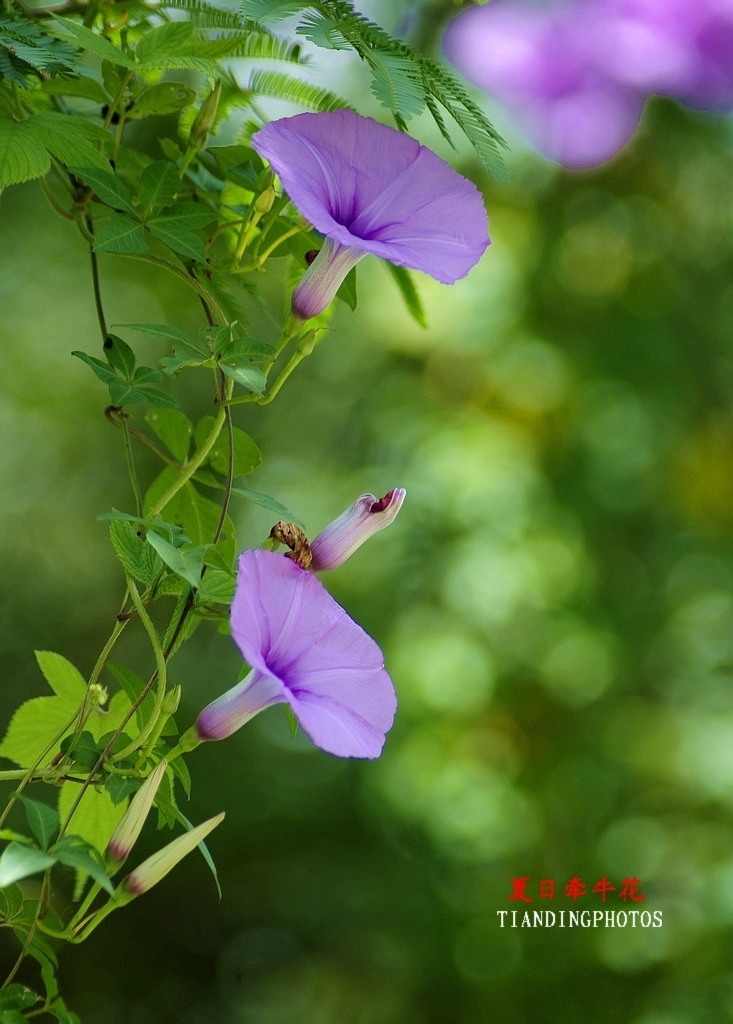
left=311, top=489, right=406, bottom=572
left=195, top=550, right=397, bottom=759
left=443, top=0, right=644, bottom=169
left=444, top=0, right=733, bottom=170
left=251, top=109, right=490, bottom=320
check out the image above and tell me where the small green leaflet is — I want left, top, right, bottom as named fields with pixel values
left=239, top=0, right=312, bottom=21
left=146, top=533, right=206, bottom=588
left=49, top=17, right=135, bottom=68
left=219, top=357, right=267, bottom=393
left=0, top=844, right=56, bottom=888
left=0, top=983, right=39, bottom=1013
left=19, top=797, right=59, bottom=852
left=70, top=167, right=136, bottom=214
left=94, top=214, right=148, bottom=255
left=173, top=808, right=221, bottom=898
left=0, top=117, right=50, bottom=192
left=129, top=83, right=196, bottom=120
left=385, top=262, right=428, bottom=328
left=231, top=487, right=305, bottom=528
left=138, top=161, right=181, bottom=216
left=108, top=519, right=164, bottom=587
left=51, top=836, right=114, bottom=894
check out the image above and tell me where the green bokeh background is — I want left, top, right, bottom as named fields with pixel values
left=4, top=6, right=733, bottom=1021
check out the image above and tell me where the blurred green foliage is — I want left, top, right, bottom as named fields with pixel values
left=5, top=61, right=733, bottom=1024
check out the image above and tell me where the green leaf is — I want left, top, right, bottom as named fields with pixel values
left=148, top=204, right=213, bottom=263
left=51, top=836, right=114, bottom=894
left=194, top=416, right=262, bottom=476
left=50, top=17, right=135, bottom=67
left=105, top=775, right=140, bottom=805
left=173, top=808, right=221, bottom=898
left=151, top=202, right=214, bottom=231
left=129, top=82, right=195, bottom=120
left=103, top=333, right=136, bottom=380
left=154, top=768, right=178, bottom=829
left=35, top=651, right=87, bottom=701
left=245, top=69, right=351, bottom=112
left=2, top=1007, right=35, bottom=1023
left=239, top=0, right=312, bottom=21
left=94, top=213, right=148, bottom=256
left=147, top=533, right=205, bottom=588
left=132, top=365, right=164, bottom=386
left=109, top=519, right=163, bottom=587
left=41, top=76, right=108, bottom=103
left=0, top=984, right=38, bottom=1013
left=31, top=113, right=110, bottom=171
left=367, top=50, right=425, bottom=121
left=116, top=323, right=202, bottom=352
left=59, top=730, right=102, bottom=769
left=385, top=262, right=427, bottom=328
left=230, top=486, right=305, bottom=527
left=57, top=783, right=127, bottom=857
left=219, top=358, right=267, bottom=394
left=135, top=20, right=196, bottom=64
left=106, top=662, right=154, bottom=732
left=138, top=161, right=181, bottom=216
left=0, top=844, right=56, bottom=888
left=0, top=116, right=50, bottom=191
left=145, top=408, right=193, bottom=464
left=284, top=704, right=299, bottom=737
left=197, top=569, right=236, bottom=605
left=169, top=755, right=191, bottom=798
left=71, top=167, right=136, bottom=214
left=20, top=798, right=59, bottom=852
left=336, top=265, right=357, bottom=310
left=144, top=467, right=235, bottom=554
left=72, top=350, right=119, bottom=388
left=0, top=885, right=23, bottom=922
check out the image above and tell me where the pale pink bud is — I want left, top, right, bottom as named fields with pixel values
left=106, top=760, right=167, bottom=869
left=123, top=812, right=225, bottom=896
left=310, top=489, right=406, bottom=572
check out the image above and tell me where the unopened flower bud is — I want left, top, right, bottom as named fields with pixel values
left=188, top=81, right=222, bottom=151
left=162, top=685, right=181, bottom=716
left=106, top=760, right=167, bottom=870
left=310, top=489, right=406, bottom=572
left=255, top=185, right=275, bottom=215
left=123, top=812, right=225, bottom=896
left=88, top=683, right=108, bottom=707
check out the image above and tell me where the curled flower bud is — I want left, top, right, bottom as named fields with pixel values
left=310, top=489, right=406, bottom=572
left=106, top=760, right=167, bottom=870
left=123, top=812, right=225, bottom=896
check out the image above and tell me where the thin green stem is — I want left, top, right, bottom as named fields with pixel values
left=146, top=408, right=226, bottom=519
left=110, top=578, right=167, bottom=763
left=68, top=881, right=101, bottom=933
left=256, top=225, right=303, bottom=266
left=114, top=253, right=226, bottom=324
left=39, top=177, right=75, bottom=222
left=121, top=419, right=143, bottom=518
left=103, top=71, right=133, bottom=130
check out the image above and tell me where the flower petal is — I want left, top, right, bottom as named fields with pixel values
left=230, top=549, right=397, bottom=759
left=252, top=109, right=489, bottom=284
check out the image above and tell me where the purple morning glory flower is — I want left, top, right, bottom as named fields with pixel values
left=251, top=109, right=490, bottom=320
left=195, top=550, right=397, bottom=759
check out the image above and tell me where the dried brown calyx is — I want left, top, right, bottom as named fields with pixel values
left=269, top=521, right=313, bottom=570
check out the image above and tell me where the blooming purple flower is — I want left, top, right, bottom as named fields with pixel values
left=251, top=109, right=490, bottom=320
left=195, top=549, right=397, bottom=759
left=310, top=489, right=406, bottom=572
